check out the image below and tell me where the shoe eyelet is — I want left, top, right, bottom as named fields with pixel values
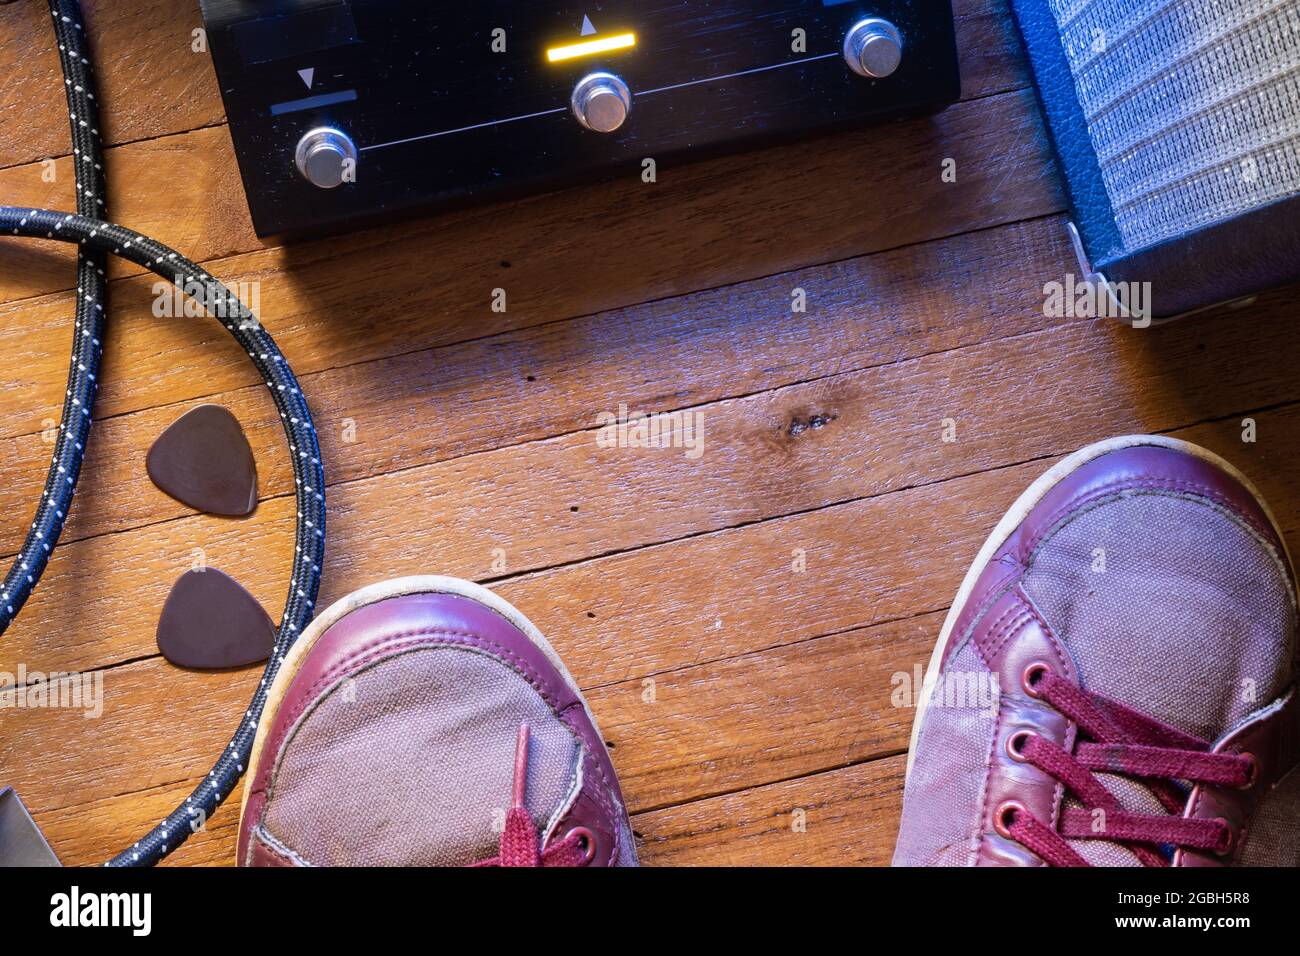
left=1006, top=730, right=1035, bottom=762
left=1021, top=661, right=1050, bottom=698
left=993, top=800, right=1027, bottom=839
left=568, top=826, right=597, bottom=864
left=1211, top=817, right=1235, bottom=856
left=1236, top=752, right=1259, bottom=790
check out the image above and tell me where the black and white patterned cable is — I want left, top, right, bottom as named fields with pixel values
left=0, top=0, right=109, bottom=632
left=0, top=0, right=327, bottom=866
left=0, top=209, right=328, bottom=867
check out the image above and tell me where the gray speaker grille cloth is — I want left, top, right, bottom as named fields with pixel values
left=1049, top=0, right=1300, bottom=252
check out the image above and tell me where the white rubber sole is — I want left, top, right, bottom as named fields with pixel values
left=904, top=434, right=1293, bottom=781
left=238, top=575, right=603, bottom=828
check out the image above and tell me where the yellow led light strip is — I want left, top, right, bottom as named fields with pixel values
left=546, top=32, right=637, bottom=63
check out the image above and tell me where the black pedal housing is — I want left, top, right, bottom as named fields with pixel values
left=199, top=1, right=961, bottom=237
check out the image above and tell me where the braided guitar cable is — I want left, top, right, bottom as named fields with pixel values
left=0, top=0, right=109, bottom=633
left=0, top=209, right=328, bottom=867
left=1, top=1, right=327, bottom=866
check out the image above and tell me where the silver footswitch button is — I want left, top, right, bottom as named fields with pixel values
left=843, top=18, right=903, bottom=79
left=294, top=127, right=357, bottom=189
left=571, top=72, right=632, bottom=133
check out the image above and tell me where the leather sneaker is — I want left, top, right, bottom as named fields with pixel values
left=237, top=576, right=637, bottom=866
left=894, top=435, right=1300, bottom=866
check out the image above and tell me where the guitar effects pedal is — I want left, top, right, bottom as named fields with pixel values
left=199, top=1, right=961, bottom=237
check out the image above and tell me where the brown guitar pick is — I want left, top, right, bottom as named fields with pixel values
left=146, top=404, right=258, bottom=516
left=156, top=568, right=276, bottom=669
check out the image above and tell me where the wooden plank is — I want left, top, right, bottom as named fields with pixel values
left=0, top=0, right=1025, bottom=169
left=0, top=453, right=1005, bottom=703
left=5, top=288, right=1300, bottom=676
left=956, top=0, right=1030, bottom=99
left=0, top=123, right=257, bottom=299
left=588, top=615, right=939, bottom=812
left=633, top=757, right=906, bottom=866
left=0, top=215, right=1080, bottom=553
left=0, top=88, right=1065, bottom=439
left=37, top=778, right=241, bottom=868
left=0, top=0, right=223, bottom=169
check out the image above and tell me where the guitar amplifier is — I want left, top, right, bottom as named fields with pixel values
left=198, top=0, right=961, bottom=237
left=1011, top=0, right=1300, bottom=321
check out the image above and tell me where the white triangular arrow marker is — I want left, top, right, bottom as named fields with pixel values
left=298, top=67, right=315, bottom=89
left=580, top=15, right=596, bottom=36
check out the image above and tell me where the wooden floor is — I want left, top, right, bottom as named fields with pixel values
left=1, top=0, right=1298, bottom=867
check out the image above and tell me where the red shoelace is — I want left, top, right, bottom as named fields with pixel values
left=472, top=724, right=593, bottom=867
left=996, top=664, right=1257, bottom=867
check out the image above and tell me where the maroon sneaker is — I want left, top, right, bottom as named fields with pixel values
left=895, top=436, right=1300, bottom=866
left=237, top=577, right=637, bottom=866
